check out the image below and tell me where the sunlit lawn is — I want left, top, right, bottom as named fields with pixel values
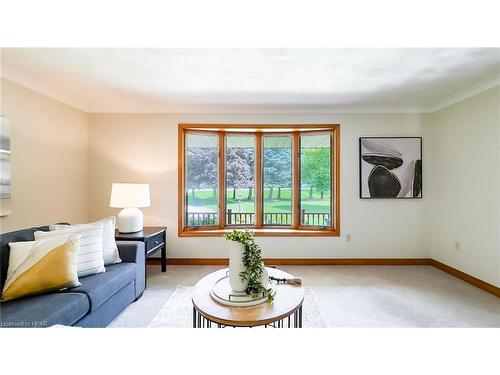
left=188, top=188, right=331, bottom=213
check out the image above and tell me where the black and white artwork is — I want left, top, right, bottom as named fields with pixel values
left=360, top=137, right=422, bottom=199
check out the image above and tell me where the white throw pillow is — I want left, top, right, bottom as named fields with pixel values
left=50, top=217, right=121, bottom=266
left=35, top=223, right=105, bottom=277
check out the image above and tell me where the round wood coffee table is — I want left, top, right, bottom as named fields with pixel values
left=192, top=268, right=304, bottom=328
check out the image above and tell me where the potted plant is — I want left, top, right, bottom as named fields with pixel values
left=224, top=230, right=273, bottom=301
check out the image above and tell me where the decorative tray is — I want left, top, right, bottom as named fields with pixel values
left=210, top=273, right=276, bottom=307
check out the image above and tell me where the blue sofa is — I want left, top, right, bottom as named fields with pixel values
left=0, top=225, right=145, bottom=328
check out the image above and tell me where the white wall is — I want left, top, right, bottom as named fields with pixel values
left=426, top=86, right=500, bottom=286
left=88, top=113, right=428, bottom=260
left=0, top=79, right=88, bottom=233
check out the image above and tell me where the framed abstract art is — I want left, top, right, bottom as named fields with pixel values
left=359, top=137, right=422, bottom=199
left=0, top=116, right=11, bottom=215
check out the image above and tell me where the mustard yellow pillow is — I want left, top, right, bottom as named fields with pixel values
left=1, top=235, right=81, bottom=301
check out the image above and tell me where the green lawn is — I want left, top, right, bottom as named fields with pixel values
left=187, top=188, right=331, bottom=213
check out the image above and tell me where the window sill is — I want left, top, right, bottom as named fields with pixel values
left=179, top=228, right=340, bottom=237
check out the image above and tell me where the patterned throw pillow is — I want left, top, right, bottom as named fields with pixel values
left=35, top=223, right=105, bottom=277
left=50, top=216, right=121, bottom=266
left=1, top=236, right=81, bottom=301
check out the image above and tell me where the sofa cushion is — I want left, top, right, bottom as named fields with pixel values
left=0, top=292, right=90, bottom=327
left=69, top=263, right=136, bottom=311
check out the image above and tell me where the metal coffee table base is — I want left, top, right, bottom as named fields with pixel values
left=192, top=305, right=303, bottom=328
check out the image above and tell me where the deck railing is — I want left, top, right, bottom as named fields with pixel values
left=188, top=210, right=330, bottom=227
left=187, top=212, right=218, bottom=226
left=302, top=212, right=331, bottom=226
left=226, top=210, right=255, bottom=225
left=263, top=212, right=292, bottom=225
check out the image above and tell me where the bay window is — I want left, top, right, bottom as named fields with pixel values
left=179, top=124, right=340, bottom=236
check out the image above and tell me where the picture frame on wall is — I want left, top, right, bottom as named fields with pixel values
left=359, top=137, right=422, bottom=199
left=0, top=115, right=12, bottom=216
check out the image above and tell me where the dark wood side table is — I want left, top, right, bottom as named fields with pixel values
left=115, top=227, right=167, bottom=273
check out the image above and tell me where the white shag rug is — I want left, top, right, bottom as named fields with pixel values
left=148, top=285, right=330, bottom=328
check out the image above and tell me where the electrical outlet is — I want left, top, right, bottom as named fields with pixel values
left=454, top=240, right=460, bottom=251
left=346, top=233, right=352, bottom=242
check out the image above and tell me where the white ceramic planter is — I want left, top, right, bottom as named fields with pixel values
left=228, top=241, right=248, bottom=292
left=260, top=263, right=269, bottom=288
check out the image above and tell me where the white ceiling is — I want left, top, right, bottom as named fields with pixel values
left=1, top=48, right=499, bottom=113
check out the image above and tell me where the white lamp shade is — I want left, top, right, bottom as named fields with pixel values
left=110, top=183, right=150, bottom=208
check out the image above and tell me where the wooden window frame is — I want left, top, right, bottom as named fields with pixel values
left=178, top=124, right=340, bottom=237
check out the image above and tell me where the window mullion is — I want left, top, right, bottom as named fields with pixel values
left=218, top=131, right=226, bottom=229
left=255, top=132, right=263, bottom=228
left=292, top=132, right=300, bottom=229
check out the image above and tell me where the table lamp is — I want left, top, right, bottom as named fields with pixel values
left=110, top=183, right=150, bottom=233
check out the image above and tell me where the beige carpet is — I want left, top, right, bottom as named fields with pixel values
left=148, top=285, right=330, bottom=328
left=109, top=265, right=500, bottom=328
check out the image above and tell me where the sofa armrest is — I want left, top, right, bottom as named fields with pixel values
left=117, top=241, right=145, bottom=264
left=116, top=241, right=145, bottom=298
